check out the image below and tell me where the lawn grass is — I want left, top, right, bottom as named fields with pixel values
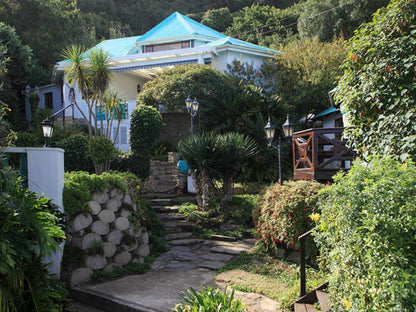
left=216, top=251, right=327, bottom=311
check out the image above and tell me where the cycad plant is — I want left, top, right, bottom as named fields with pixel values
left=178, top=132, right=257, bottom=209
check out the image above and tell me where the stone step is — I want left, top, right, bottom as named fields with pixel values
left=210, top=234, right=237, bottom=242
left=148, top=197, right=195, bottom=206
left=152, top=205, right=180, bottom=213
left=163, top=232, right=193, bottom=241
left=143, top=193, right=179, bottom=199
left=163, top=220, right=195, bottom=233
left=157, top=213, right=185, bottom=221
left=168, top=238, right=204, bottom=246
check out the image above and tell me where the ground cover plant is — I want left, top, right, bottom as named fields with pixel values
left=174, top=286, right=247, bottom=312
left=216, top=251, right=326, bottom=311
left=314, top=157, right=416, bottom=311
left=254, top=180, right=324, bottom=251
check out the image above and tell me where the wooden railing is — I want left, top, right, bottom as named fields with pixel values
left=292, top=128, right=357, bottom=181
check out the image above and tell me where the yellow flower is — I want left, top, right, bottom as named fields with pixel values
left=343, top=298, right=352, bottom=309
left=309, top=213, right=320, bottom=222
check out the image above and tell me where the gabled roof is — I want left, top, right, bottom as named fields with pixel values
left=202, top=36, right=278, bottom=54
left=137, top=12, right=226, bottom=43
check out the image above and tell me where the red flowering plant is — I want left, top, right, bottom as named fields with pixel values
left=253, top=180, right=324, bottom=252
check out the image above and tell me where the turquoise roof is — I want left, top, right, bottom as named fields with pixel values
left=85, top=36, right=141, bottom=57
left=137, top=12, right=226, bottom=42
left=313, top=107, right=340, bottom=119
left=202, top=36, right=278, bottom=54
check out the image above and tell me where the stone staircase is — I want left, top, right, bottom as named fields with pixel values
left=145, top=194, right=254, bottom=271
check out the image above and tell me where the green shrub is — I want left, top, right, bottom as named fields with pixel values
left=314, top=157, right=416, bottom=312
left=63, top=171, right=140, bottom=216
left=14, top=131, right=41, bottom=147
left=254, top=180, right=324, bottom=250
left=0, top=168, right=67, bottom=311
left=130, top=105, right=163, bottom=178
left=88, top=136, right=115, bottom=165
left=224, top=194, right=258, bottom=226
left=174, top=286, right=247, bottom=312
left=56, top=134, right=94, bottom=172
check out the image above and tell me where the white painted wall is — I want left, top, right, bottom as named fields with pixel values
left=2, top=147, right=65, bottom=278
left=111, top=72, right=146, bottom=101
left=37, top=84, right=62, bottom=115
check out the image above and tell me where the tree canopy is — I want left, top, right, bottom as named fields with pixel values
left=336, top=0, right=416, bottom=161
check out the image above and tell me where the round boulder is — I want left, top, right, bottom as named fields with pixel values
left=73, top=213, right=93, bottom=232
left=70, top=267, right=93, bottom=286
left=102, top=242, right=117, bottom=258
left=114, top=251, right=132, bottom=266
left=86, top=255, right=107, bottom=270
left=81, top=233, right=102, bottom=250
left=106, top=198, right=121, bottom=212
left=98, top=210, right=116, bottom=223
left=88, top=201, right=102, bottom=215
left=91, top=221, right=110, bottom=236
left=115, top=217, right=130, bottom=231
left=107, top=231, right=123, bottom=245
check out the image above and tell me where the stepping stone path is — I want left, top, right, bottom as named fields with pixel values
left=146, top=193, right=254, bottom=272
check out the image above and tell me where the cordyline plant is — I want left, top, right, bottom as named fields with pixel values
left=178, top=132, right=258, bottom=210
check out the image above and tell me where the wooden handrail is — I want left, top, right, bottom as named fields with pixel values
left=298, top=229, right=314, bottom=297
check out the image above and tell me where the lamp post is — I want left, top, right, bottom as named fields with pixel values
left=264, top=114, right=294, bottom=185
left=41, top=119, right=54, bottom=147
left=185, top=95, right=199, bottom=137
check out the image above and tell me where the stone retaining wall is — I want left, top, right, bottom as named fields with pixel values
left=67, top=186, right=150, bottom=286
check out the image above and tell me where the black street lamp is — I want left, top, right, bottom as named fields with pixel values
left=41, top=119, right=54, bottom=147
left=185, top=95, right=199, bottom=137
left=264, top=114, right=294, bottom=185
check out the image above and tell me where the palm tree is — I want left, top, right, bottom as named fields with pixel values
left=89, top=48, right=111, bottom=135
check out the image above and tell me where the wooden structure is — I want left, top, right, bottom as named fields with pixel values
left=292, top=128, right=357, bottom=181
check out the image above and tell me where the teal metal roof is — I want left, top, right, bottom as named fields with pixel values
left=85, top=36, right=141, bottom=57
left=137, top=12, right=226, bottom=42
left=202, top=36, right=278, bottom=54
left=313, top=107, right=340, bottom=119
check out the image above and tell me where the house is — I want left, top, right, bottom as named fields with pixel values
left=52, top=12, right=277, bottom=151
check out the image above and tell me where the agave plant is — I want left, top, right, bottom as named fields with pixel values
left=174, top=286, right=247, bottom=312
left=178, top=132, right=257, bottom=209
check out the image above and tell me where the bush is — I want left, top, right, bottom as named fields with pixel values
left=254, top=180, right=324, bottom=250
left=224, top=194, right=258, bottom=227
left=63, top=170, right=140, bottom=216
left=56, top=134, right=94, bottom=172
left=314, top=157, right=416, bottom=312
left=0, top=168, right=68, bottom=311
left=174, top=286, right=247, bottom=312
left=130, top=105, right=163, bottom=178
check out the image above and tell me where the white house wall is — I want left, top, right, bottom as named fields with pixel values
left=110, top=72, right=146, bottom=101
left=211, top=50, right=267, bottom=72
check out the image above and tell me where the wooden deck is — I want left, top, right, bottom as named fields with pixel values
left=292, top=128, right=357, bottom=181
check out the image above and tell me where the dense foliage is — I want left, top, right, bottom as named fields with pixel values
left=336, top=0, right=416, bottom=161
left=174, top=286, right=247, bottom=312
left=129, top=105, right=163, bottom=178
left=63, top=170, right=140, bottom=216
left=138, top=64, right=234, bottom=113
left=314, top=157, right=416, bottom=312
left=261, top=37, right=346, bottom=123
left=0, top=169, right=67, bottom=312
left=254, top=180, right=324, bottom=250
left=178, top=132, right=257, bottom=209
left=56, top=134, right=94, bottom=173
left=87, top=136, right=115, bottom=174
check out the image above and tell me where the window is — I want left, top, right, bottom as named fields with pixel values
left=112, top=126, right=128, bottom=145
left=112, top=126, right=119, bottom=144
left=181, top=41, right=190, bottom=49
left=44, top=92, right=53, bottom=110
left=144, top=45, right=154, bottom=53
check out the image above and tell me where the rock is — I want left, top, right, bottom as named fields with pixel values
left=81, top=233, right=102, bottom=250
left=106, top=198, right=121, bottom=212
left=102, top=242, right=117, bottom=258
left=166, top=262, right=196, bottom=270
left=88, top=201, right=101, bottom=215
left=286, top=251, right=300, bottom=264
left=120, top=209, right=132, bottom=218
left=123, top=194, right=133, bottom=206
left=107, top=231, right=123, bottom=245
left=132, top=204, right=138, bottom=211
left=70, top=268, right=93, bottom=286
left=98, top=210, right=116, bottom=223
left=103, top=263, right=120, bottom=272
left=128, top=226, right=142, bottom=238
left=114, top=251, right=132, bottom=266
left=71, top=237, right=82, bottom=249
left=115, top=217, right=130, bottom=231
left=91, top=221, right=110, bottom=235
left=176, top=252, right=198, bottom=261
left=73, top=213, right=93, bottom=232
left=93, top=191, right=109, bottom=204
left=200, top=253, right=234, bottom=262
left=199, top=261, right=225, bottom=270
left=135, top=244, right=150, bottom=257
left=139, top=232, right=149, bottom=245
left=110, top=188, right=121, bottom=199
left=86, top=255, right=107, bottom=270
left=123, top=240, right=138, bottom=252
